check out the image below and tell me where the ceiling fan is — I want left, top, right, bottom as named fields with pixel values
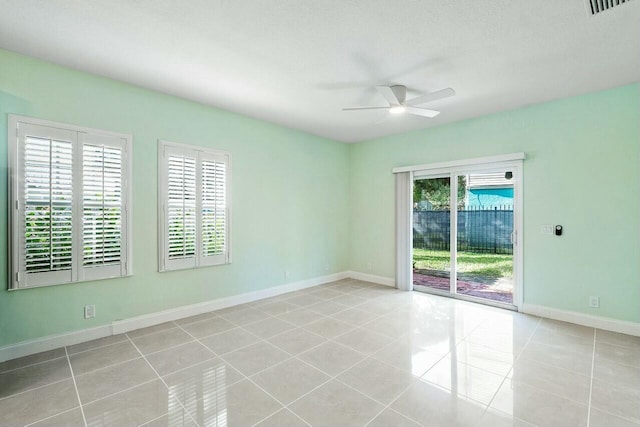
left=342, top=85, right=455, bottom=118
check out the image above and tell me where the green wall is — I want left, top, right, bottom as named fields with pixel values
left=1, top=48, right=638, bottom=348
left=0, top=50, right=350, bottom=347
left=349, top=83, right=640, bottom=322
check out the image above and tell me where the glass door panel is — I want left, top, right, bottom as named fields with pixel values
left=412, top=176, right=452, bottom=293
left=455, top=171, right=514, bottom=304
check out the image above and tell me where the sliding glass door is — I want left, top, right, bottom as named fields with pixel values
left=413, top=166, right=519, bottom=308
left=455, top=172, right=515, bottom=305
left=412, top=176, right=453, bottom=294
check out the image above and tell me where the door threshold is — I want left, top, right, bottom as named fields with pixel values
left=413, top=285, right=518, bottom=311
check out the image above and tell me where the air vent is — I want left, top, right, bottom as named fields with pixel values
left=586, top=0, right=633, bottom=15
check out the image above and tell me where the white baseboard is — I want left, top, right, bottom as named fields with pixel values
left=347, top=271, right=396, bottom=287
left=111, top=271, right=349, bottom=335
left=5, top=272, right=638, bottom=363
left=0, top=271, right=349, bottom=363
left=521, top=303, right=640, bottom=337
left=0, top=324, right=113, bottom=364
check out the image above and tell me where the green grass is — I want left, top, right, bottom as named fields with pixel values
left=413, top=249, right=513, bottom=279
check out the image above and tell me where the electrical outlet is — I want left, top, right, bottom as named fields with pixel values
left=284, top=271, right=290, bottom=280
left=84, top=304, right=95, bottom=319
left=541, top=225, right=554, bottom=235
left=589, top=296, right=600, bottom=308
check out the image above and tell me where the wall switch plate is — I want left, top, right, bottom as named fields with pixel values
left=589, top=296, right=600, bottom=308
left=84, top=304, right=95, bottom=319
left=541, top=225, right=554, bottom=235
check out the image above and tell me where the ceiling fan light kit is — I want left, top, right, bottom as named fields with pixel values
left=342, top=85, right=455, bottom=118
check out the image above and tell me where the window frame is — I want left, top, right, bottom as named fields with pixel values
left=8, top=115, right=133, bottom=290
left=157, top=140, right=232, bottom=272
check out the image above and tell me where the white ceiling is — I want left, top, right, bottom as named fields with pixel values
left=1, top=0, right=639, bottom=143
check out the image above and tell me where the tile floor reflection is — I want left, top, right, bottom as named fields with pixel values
left=0, top=279, right=639, bottom=426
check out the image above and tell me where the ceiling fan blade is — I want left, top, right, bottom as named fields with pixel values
left=342, top=106, right=391, bottom=111
left=376, top=86, right=400, bottom=105
left=405, top=88, right=455, bottom=106
left=406, top=106, right=441, bottom=118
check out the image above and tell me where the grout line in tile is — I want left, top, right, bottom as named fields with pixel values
left=498, top=371, right=593, bottom=410
left=0, top=282, right=383, bottom=420
left=336, top=378, right=420, bottom=426
left=0, top=355, right=68, bottom=375
left=172, top=320, right=296, bottom=425
left=514, top=350, right=594, bottom=379
left=429, top=352, right=509, bottom=381
left=279, top=301, right=417, bottom=405
left=65, top=336, right=129, bottom=356
left=174, top=286, right=390, bottom=424
left=594, top=340, right=640, bottom=369
left=280, top=407, right=312, bottom=427
left=364, top=407, right=418, bottom=427
left=210, top=337, right=271, bottom=357
left=507, top=317, right=595, bottom=390
left=239, top=295, right=389, bottom=352
left=172, top=313, right=220, bottom=327
left=480, top=316, right=543, bottom=422
left=200, top=329, right=263, bottom=349
left=594, top=335, right=640, bottom=350
left=73, top=355, right=149, bottom=378
left=586, top=328, right=597, bottom=427
left=268, top=354, right=368, bottom=424
left=337, top=375, right=411, bottom=409
left=139, top=411, right=173, bottom=427
left=144, top=354, right=219, bottom=380
left=0, top=356, right=82, bottom=401
left=387, top=374, right=493, bottom=427
left=175, top=321, right=288, bottom=377
left=78, top=377, right=159, bottom=407
left=186, top=300, right=305, bottom=357
left=223, top=309, right=291, bottom=329
left=7, top=283, right=570, bottom=427
left=69, top=350, right=144, bottom=377
left=597, top=360, right=640, bottom=374
left=0, top=376, right=72, bottom=402
left=124, top=334, right=201, bottom=427
left=365, top=347, right=463, bottom=420
left=358, top=377, right=425, bottom=427
left=132, top=338, right=199, bottom=358
left=126, top=324, right=180, bottom=340
left=24, top=406, right=83, bottom=427
left=538, top=318, right=597, bottom=334
left=511, top=316, right=543, bottom=364
left=250, top=405, right=311, bottom=427
left=485, top=319, right=599, bottom=412
left=587, top=407, right=640, bottom=426
left=64, top=346, right=88, bottom=427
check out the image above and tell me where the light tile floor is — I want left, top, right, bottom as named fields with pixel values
left=1, top=279, right=639, bottom=426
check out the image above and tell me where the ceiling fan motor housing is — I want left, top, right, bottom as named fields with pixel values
left=390, top=85, right=407, bottom=104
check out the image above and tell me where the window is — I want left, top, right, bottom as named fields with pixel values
left=8, top=115, right=132, bottom=289
left=158, top=140, right=231, bottom=271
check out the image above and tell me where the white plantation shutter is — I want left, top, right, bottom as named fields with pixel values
left=159, top=141, right=230, bottom=272
left=9, top=116, right=131, bottom=289
left=19, top=125, right=75, bottom=287
left=200, top=155, right=227, bottom=265
left=81, top=133, right=127, bottom=281
left=165, top=152, right=198, bottom=270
